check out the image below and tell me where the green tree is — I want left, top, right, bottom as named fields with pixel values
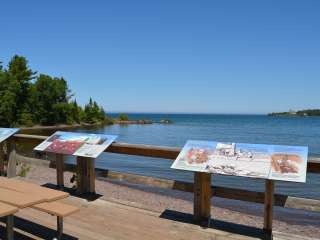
left=32, top=74, right=70, bottom=125
left=118, top=114, right=129, bottom=121
left=6, top=55, right=36, bottom=125
left=0, top=62, right=17, bottom=126
left=84, top=98, right=106, bottom=123
left=0, top=55, right=108, bottom=127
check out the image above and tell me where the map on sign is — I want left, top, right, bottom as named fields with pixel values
left=34, top=131, right=118, bottom=158
left=0, top=128, right=19, bottom=143
left=171, top=140, right=308, bottom=183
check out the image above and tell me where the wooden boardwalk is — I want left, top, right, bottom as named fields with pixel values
left=0, top=196, right=316, bottom=240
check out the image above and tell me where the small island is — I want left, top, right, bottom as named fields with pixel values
left=268, top=109, right=320, bottom=117
left=115, top=114, right=172, bottom=125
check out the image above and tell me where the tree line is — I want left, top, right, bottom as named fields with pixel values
left=268, top=109, right=320, bottom=117
left=0, top=55, right=108, bottom=127
left=296, top=109, right=320, bottom=116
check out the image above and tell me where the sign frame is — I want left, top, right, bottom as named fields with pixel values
left=171, top=140, right=308, bottom=183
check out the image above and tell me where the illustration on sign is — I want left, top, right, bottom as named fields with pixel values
left=0, top=128, right=19, bottom=143
left=171, top=140, right=308, bottom=183
left=34, top=131, right=118, bottom=158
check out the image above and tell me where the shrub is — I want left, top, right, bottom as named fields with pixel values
left=118, top=114, right=129, bottom=121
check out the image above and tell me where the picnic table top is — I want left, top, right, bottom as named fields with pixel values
left=0, top=177, right=69, bottom=201
left=0, top=187, right=45, bottom=208
left=0, top=201, right=18, bottom=217
left=0, top=177, right=69, bottom=208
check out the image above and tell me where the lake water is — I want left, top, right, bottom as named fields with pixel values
left=72, top=114, right=320, bottom=199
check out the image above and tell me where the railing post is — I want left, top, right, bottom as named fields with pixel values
left=6, top=138, right=16, bottom=178
left=263, top=179, right=274, bottom=239
left=193, top=172, right=211, bottom=225
left=0, top=142, right=4, bottom=176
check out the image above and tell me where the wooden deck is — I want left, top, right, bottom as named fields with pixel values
left=0, top=196, right=315, bottom=240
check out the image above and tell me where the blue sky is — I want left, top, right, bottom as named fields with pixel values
left=1, top=1, right=319, bottom=114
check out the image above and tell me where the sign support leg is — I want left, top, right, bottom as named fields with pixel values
left=263, top=179, right=274, bottom=239
left=76, top=157, right=95, bottom=194
left=193, top=172, right=211, bottom=226
left=56, top=154, right=64, bottom=189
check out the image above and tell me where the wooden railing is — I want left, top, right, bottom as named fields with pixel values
left=4, top=134, right=320, bottom=221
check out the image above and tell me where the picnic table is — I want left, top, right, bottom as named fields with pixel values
left=0, top=177, right=78, bottom=240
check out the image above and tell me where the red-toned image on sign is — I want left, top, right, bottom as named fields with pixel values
left=46, top=139, right=84, bottom=155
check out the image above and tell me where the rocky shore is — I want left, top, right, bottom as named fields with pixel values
left=15, top=157, right=320, bottom=239
left=19, top=118, right=173, bottom=134
left=115, top=119, right=153, bottom=124
left=20, top=122, right=104, bottom=131
left=115, top=119, right=172, bottom=125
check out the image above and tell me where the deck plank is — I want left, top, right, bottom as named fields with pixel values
left=1, top=196, right=314, bottom=240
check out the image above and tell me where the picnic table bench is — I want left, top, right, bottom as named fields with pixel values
left=33, top=201, right=79, bottom=239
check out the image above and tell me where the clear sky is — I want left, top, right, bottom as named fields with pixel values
left=1, top=1, right=319, bottom=114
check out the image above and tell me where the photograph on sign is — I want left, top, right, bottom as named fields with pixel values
left=171, top=140, right=308, bottom=182
left=34, top=131, right=118, bottom=158
left=0, top=128, right=19, bottom=143
left=171, top=140, right=216, bottom=172
left=269, top=145, right=308, bottom=182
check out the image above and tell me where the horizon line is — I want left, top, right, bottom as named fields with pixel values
left=107, top=111, right=268, bottom=115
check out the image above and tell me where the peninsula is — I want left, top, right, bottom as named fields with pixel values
left=268, top=109, right=320, bottom=117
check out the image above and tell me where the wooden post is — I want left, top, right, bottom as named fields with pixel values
left=56, top=154, right=64, bottom=189
left=6, top=138, right=16, bottom=178
left=57, top=216, right=63, bottom=240
left=76, top=157, right=95, bottom=194
left=263, top=179, right=274, bottom=238
left=6, top=215, right=14, bottom=240
left=193, top=172, right=211, bottom=225
left=0, top=142, right=4, bottom=176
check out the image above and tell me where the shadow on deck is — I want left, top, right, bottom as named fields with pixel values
left=160, top=209, right=271, bottom=239
left=0, top=216, right=78, bottom=240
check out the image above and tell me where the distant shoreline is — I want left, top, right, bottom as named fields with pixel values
left=19, top=118, right=173, bottom=133
left=19, top=122, right=108, bottom=133
left=268, top=109, right=320, bottom=117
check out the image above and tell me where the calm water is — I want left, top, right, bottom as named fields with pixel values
left=72, top=114, right=320, bottom=199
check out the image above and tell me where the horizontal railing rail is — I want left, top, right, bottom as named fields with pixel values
left=13, top=133, right=320, bottom=173
left=11, top=133, right=320, bottom=212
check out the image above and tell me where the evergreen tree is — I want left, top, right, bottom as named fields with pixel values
left=0, top=62, right=17, bottom=126
left=7, top=55, right=36, bottom=125
left=0, top=55, right=107, bottom=127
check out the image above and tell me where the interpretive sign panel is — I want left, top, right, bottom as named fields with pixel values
left=34, top=131, right=117, bottom=158
left=0, top=128, right=19, bottom=143
left=171, top=140, right=308, bottom=182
